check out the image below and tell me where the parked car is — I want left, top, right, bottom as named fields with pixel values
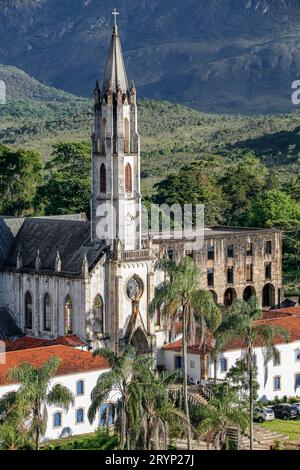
left=271, top=404, right=299, bottom=420
left=254, top=406, right=275, bottom=423
left=293, top=403, right=300, bottom=414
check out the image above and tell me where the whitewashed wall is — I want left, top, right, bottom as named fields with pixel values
left=162, top=340, right=300, bottom=401
left=0, top=367, right=118, bottom=441
left=212, top=340, right=300, bottom=401
left=163, top=349, right=201, bottom=380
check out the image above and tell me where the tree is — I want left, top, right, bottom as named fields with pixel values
left=226, top=359, right=259, bottom=405
left=0, top=391, right=31, bottom=450
left=0, top=144, right=42, bottom=216
left=221, top=152, right=267, bottom=226
left=221, top=297, right=289, bottom=450
left=36, top=141, right=91, bottom=216
left=153, top=158, right=226, bottom=225
left=149, top=256, right=221, bottom=449
left=129, top=359, right=189, bottom=450
left=249, top=189, right=300, bottom=230
left=198, top=383, right=248, bottom=450
left=7, top=357, right=74, bottom=450
left=88, top=347, right=139, bottom=450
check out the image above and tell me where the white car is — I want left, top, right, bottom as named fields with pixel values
left=254, top=406, right=275, bottom=423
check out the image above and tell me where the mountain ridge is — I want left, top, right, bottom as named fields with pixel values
left=1, top=0, right=300, bottom=113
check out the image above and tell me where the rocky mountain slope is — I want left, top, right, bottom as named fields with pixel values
left=1, top=0, right=300, bottom=114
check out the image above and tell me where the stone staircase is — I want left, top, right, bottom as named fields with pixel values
left=240, top=425, right=289, bottom=450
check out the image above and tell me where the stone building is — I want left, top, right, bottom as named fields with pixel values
left=0, top=16, right=283, bottom=356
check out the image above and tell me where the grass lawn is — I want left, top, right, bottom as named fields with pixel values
left=260, top=419, right=300, bottom=441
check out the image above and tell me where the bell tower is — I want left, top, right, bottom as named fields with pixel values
left=91, top=11, right=141, bottom=251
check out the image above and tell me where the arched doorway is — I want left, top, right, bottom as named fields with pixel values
left=131, top=327, right=149, bottom=354
left=262, top=283, right=275, bottom=308
left=209, top=290, right=218, bottom=305
left=224, top=288, right=237, bottom=308
left=243, top=286, right=256, bottom=302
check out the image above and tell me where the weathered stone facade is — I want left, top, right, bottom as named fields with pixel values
left=154, top=227, right=283, bottom=309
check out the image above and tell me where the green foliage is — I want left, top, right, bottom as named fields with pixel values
left=249, top=189, right=300, bottom=229
left=197, top=383, right=249, bottom=450
left=35, top=141, right=91, bottom=215
left=6, top=357, right=74, bottom=450
left=226, top=359, right=259, bottom=403
left=153, top=158, right=226, bottom=225
left=43, top=429, right=118, bottom=450
left=0, top=144, right=42, bottom=216
left=220, top=152, right=268, bottom=226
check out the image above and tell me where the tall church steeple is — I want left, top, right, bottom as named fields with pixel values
left=91, top=11, right=141, bottom=251
left=102, top=19, right=128, bottom=95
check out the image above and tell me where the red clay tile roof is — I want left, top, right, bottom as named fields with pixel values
left=0, top=345, right=109, bottom=386
left=5, top=335, right=86, bottom=352
left=163, top=338, right=211, bottom=355
left=163, top=307, right=300, bottom=355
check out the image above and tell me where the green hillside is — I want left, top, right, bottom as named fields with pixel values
left=1, top=65, right=300, bottom=197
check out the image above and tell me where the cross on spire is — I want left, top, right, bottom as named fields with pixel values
left=112, top=8, right=119, bottom=28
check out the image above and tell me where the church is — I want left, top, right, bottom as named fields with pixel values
left=0, top=14, right=283, bottom=360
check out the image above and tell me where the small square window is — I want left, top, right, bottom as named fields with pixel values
left=76, top=380, right=84, bottom=396
left=76, top=408, right=84, bottom=424
left=246, top=242, right=253, bottom=257
left=53, top=412, right=62, bottom=428
left=246, top=264, right=253, bottom=282
left=167, top=249, right=174, bottom=261
left=265, top=263, right=272, bottom=280
left=220, top=358, right=228, bottom=373
left=265, top=241, right=272, bottom=255
left=207, top=268, right=214, bottom=288
left=227, top=244, right=234, bottom=259
left=227, top=267, right=234, bottom=285
left=274, top=376, right=281, bottom=391
left=175, top=356, right=183, bottom=369
left=207, top=246, right=215, bottom=261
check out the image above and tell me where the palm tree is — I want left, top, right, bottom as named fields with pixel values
left=0, top=391, right=31, bottom=450
left=149, top=256, right=221, bottom=449
left=88, top=346, right=141, bottom=450
left=198, top=383, right=249, bottom=450
left=220, top=296, right=289, bottom=450
left=129, top=359, right=190, bottom=450
left=7, top=357, right=74, bottom=450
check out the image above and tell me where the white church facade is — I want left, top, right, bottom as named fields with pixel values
left=0, top=16, right=285, bottom=365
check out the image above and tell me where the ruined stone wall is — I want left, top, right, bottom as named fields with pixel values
left=154, top=229, right=283, bottom=309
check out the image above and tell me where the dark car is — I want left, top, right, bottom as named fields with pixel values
left=271, top=404, right=299, bottom=420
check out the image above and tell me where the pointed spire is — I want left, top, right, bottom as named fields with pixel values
left=55, top=250, right=61, bottom=273
left=94, top=80, right=101, bottom=104
left=103, top=11, right=128, bottom=95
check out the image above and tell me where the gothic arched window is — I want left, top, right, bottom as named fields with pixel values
left=64, top=295, right=73, bottom=335
left=100, top=163, right=106, bottom=193
left=93, top=295, right=104, bottom=334
left=124, top=118, right=130, bottom=154
left=125, top=163, right=132, bottom=193
left=43, top=293, right=52, bottom=332
left=25, top=291, right=33, bottom=330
